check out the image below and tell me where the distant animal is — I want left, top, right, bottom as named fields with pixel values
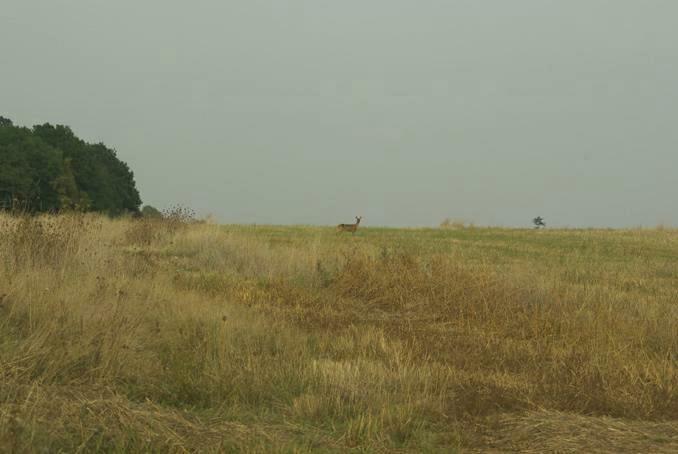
left=337, top=216, right=362, bottom=234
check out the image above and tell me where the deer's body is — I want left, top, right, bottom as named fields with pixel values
left=337, top=216, right=362, bottom=234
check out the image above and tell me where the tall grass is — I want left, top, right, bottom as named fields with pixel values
left=0, top=214, right=676, bottom=452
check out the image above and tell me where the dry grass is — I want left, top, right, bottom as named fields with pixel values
left=483, top=410, right=678, bottom=453
left=0, top=213, right=676, bottom=452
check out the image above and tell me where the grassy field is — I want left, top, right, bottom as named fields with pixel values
left=0, top=214, right=676, bottom=452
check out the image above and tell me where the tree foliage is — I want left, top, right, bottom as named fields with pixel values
left=0, top=117, right=141, bottom=214
left=141, top=205, right=162, bottom=218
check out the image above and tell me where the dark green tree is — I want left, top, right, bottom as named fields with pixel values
left=533, top=216, right=546, bottom=229
left=33, top=122, right=141, bottom=214
left=0, top=123, right=63, bottom=211
left=1, top=117, right=141, bottom=214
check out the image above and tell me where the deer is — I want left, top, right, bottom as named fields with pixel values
left=337, top=216, right=362, bottom=234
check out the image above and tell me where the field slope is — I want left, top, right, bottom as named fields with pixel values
left=1, top=215, right=676, bottom=452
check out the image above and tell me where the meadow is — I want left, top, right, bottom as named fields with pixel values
left=0, top=213, right=676, bottom=452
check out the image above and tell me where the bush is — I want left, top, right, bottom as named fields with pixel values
left=141, top=205, right=162, bottom=218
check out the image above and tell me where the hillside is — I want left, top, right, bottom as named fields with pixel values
left=0, top=215, right=676, bottom=452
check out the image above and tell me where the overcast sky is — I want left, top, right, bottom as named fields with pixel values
left=2, top=1, right=676, bottom=227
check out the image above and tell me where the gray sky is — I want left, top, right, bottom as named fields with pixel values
left=2, top=1, right=677, bottom=227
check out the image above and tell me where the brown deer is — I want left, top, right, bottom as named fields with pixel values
left=337, top=216, right=362, bottom=234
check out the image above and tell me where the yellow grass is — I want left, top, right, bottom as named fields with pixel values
left=0, top=213, right=676, bottom=452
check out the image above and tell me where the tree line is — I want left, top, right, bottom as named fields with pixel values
left=0, top=116, right=141, bottom=215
